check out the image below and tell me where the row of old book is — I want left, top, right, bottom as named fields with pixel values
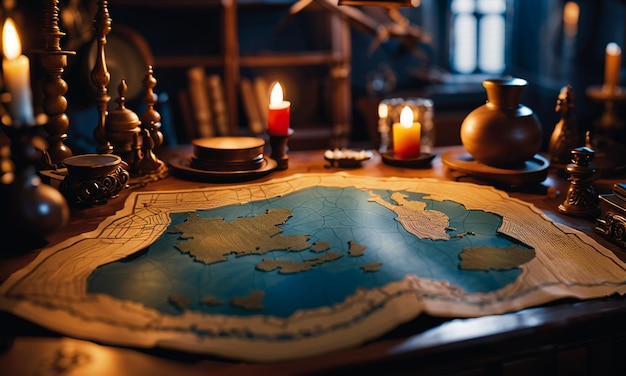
left=179, top=67, right=270, bottom=140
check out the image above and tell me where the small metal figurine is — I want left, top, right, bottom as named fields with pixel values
left=558, top=146, right=600, bottom=217
left=135, top=66, right=168, bottom=179
left=549, top=85, right=581, bottom=166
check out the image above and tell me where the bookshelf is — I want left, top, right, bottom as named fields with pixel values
left=108, top=0, right=352, bottom=149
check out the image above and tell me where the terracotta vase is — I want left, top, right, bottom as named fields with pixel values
left=460, top=78, right=542, bottom=168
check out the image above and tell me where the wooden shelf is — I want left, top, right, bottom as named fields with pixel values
left=240, top=52, right=336, bottom=67
left=109, top=0, right=352, bottom=148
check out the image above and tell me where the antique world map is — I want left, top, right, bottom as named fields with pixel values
left=1, top=173, right=626, bottom=362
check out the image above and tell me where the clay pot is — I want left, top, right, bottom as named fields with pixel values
left=460, top=78, right=542, bottom=168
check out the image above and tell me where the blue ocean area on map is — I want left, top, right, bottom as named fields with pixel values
left=88, top=187, right=528, bottom=318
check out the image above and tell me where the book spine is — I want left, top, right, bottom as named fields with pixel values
left=240, top=78, right=264, bottom=135
left=187, top=67, right=214, bottom=138
left=207, top=74, right=230, bottom=136
left=253, top=77, right=269, bottom=132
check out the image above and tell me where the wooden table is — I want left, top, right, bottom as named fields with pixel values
left=2, top=146, right=626, bottom=375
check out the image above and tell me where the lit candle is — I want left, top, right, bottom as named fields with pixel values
left=604, top=42, right=622, bottom=93
left=393, top=106, right=421, bottom=159
left=267, top=82, right=290, bottom=136
left=2, top=18, right=34, bottom=126
left=560, top=1, right=579, bottom=81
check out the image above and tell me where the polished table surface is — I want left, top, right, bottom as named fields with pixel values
left=1, top=145, right=626, bottom=375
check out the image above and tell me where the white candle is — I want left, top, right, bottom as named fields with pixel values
left=604, top=42, right=622, bottom=93
left=377, top=102, right=390, bottom=152
left=2, top=18, right=34, bottom=126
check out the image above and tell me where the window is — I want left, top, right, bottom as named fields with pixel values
left=450, top=0, right=508, bottom=75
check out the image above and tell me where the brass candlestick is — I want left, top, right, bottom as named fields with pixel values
left=91, top=0, right=113, bottom=154
left=586, top=85, right=626, bottom=136
left=269, top=128, right=294, bottom=170
left=39, top=0, right=76, bottom=168
left=584, top=85, right=626, bottom=176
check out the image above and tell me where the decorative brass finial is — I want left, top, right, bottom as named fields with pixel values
left=39, top=0, right=76, bottom=168
left=141, top=66, right=159, bottom=126
left=105, top=79, right=141, bottom=168
left=91, top=0, right=113, bottom=154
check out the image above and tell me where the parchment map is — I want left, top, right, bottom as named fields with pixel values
left=1, top=173, right=626, bottom=362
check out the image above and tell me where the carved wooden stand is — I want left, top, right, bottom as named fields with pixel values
left=269, top=129, right=294, bottom=170
left=39, top=0, right=76, bottom=168
left=91, top=0, right=113, bottom=155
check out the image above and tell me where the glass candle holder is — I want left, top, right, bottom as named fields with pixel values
left=379, top=97, right=434, bottom=153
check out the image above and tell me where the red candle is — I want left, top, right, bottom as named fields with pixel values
left=267, top=82, right=290, bottom=135
left=393, top=106, right=421, bottom=159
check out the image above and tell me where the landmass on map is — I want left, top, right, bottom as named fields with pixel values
left=168, top=209, right=311, bottom=264
left=460, top=245, right=536, bottom=270
left=348, top=241, right=367, bottom=256
left=256, top=251, right=343, bottom=273
left=361, top=262, right=383, bottom=272
left=368, top=191, right=451, bottom=240
left=168, top=294, right=191, bottom=311
left=311, top=241, right=331, bottom=253
left=200, top=296, right=224, bottom=306
left=231, top=290, right=265, bottom=310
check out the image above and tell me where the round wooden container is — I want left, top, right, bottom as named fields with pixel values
left=190, top=136, right=266, bottom=171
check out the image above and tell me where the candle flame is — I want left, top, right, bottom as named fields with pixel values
left=563, top=1, right=579, bottom=37
left=2, top=18, right=22, bottom=60
left=378, top=103, right=388, bottom=119
left=606, top=42, right=621, bottom=56
left=399, top=106, right=414, bottom=128
left=270, top=82, right=284, bottom=106
left=563, top=2, right=579, bottom=26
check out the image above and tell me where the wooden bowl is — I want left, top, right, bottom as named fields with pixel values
left=191, top=136, right=266, bottom=171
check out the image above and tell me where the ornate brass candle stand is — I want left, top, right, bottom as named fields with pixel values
left=269, top=128, right=294, bottom=170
